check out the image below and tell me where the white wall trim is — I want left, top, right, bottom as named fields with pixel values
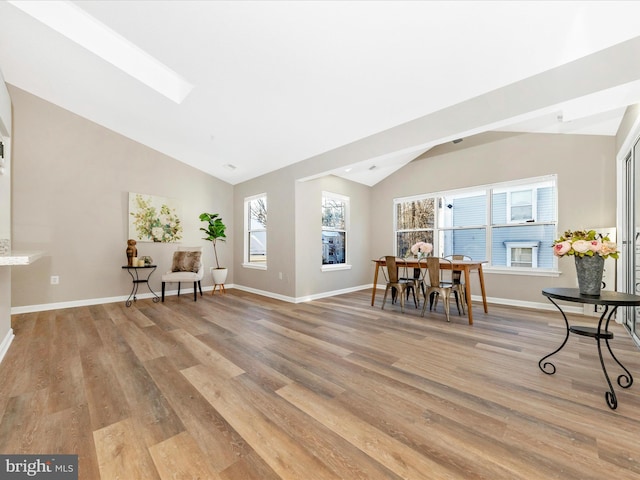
left=10, top=284, right=227, bottom=314
left=294, top=284, right=370, bottom=303
left=0, top=328, right=14, bottom=364
left=233, top=284, right=297, bottom=303
left=479, top=294, right=583, bottom=314
left=10, top=282, right=583, bottom=315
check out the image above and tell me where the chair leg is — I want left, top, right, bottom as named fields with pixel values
left=410, top=286, right=418, bottom=308
left=161, top=282, right=165, bottom=302
left=198, top=281, right=203, bottom=296
left=453, top=291, right=462, bottom=315
left=420, top=295, right=428, bottom=317
left=193, top=282, right=197, bottom=301
left=177, top=283, right=181, bottom=297
left=382, top=287, right=389, bottom=310
left=443, top=295, right=451, bottom=322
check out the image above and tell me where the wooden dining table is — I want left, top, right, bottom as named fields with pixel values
left=371, top=257, right=488, bottom=325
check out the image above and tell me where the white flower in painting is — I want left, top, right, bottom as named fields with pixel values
left=152, top=227, right=164, bottom=240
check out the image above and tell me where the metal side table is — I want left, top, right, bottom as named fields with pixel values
left=539, top=287, right=640, bottom=409
left=122, top=265, right=160, bottom=307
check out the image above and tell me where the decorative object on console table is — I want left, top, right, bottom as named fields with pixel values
left=126, top=239, right=137, bottom=266
left=552, top=229, right=619, bottom=296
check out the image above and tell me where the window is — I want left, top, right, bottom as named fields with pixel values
left=394, top=175, right=557, bottom=271
left=244, top=194, right=267, bottom=268
left=322, top=192, right=349, bottom=269
left=508, top=189, right=534, bottom=223
left=395, top=197, right=435, bottom=257
left=505, top=242, right=539, bottom=267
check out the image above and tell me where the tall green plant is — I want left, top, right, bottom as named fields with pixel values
left=199, top=213, right=227, bottom=269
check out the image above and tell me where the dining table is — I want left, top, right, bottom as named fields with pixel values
left=371, top=257, right=488, bottom=325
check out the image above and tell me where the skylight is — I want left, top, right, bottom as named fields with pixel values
left=8, top=0, right=193, bottom=104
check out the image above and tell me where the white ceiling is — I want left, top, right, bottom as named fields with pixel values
left=2, top=1, right=640, bottom=186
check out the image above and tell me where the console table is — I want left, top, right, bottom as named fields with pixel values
left=539, top=287, right=640, bottom=409
left=122, top=265, right=160, bottom=307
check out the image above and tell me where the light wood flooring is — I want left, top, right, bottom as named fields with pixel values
left=1, top=289, right=640, bottom=479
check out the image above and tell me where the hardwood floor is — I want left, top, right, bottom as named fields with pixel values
left=1, top=289, right=640, bottom=479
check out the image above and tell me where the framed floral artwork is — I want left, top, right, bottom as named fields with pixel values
left=128, top=192, right=183, bottom=243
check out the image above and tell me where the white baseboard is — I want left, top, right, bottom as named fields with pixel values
left=0, top=328, right=14, bottom=364
left=10, top=284, right=234, bottom=314
left=233, top=285, right=297, bottom=303
left=10, top=282, right=582, bottom=315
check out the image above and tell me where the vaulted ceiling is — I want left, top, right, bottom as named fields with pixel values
left=2, top=1, right=640, bottom=186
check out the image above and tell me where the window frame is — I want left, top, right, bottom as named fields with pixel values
left=505, top=241, right=540, bottom=268
left=393, top=175, right=557, bottom=274
left=506, top=188, right=536, bottom=223
left=321, top=191, right=351, bottom=271
left=243, top=193, right=267, bottom=270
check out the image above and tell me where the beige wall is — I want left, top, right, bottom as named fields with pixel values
left=9, top=85, right=233, bottom=308
left=233, top=168, right=372, bottom=299
left=294, top=175, right=371, bottom=298
left=235, top=130, right=618, bottom=306
left=232, top=169, right=297, bottom=298
left=3, top=88, right=622, bottom=310
left=370, top=131, right=617, bottom=305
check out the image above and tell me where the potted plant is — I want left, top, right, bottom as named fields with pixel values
left=199, top=212, right=228, bottom=285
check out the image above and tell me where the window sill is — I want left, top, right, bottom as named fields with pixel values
left=483, top=266, right=560, bottom=277
left=321, top=264, right=352, bottom=272
left=242, top=263, right=267, bottom=270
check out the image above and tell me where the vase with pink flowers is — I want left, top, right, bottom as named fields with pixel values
left=408, top=241, right=433, bottom=259
left=552, top=229, right=619, bottom=296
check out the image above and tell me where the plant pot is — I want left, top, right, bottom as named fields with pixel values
left=575, top=255, right=604, bottom=296
left=211, top=267, right=228, bottom=285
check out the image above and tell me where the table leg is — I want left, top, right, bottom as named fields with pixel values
left=477, top=264, right=488, bottom=313
left=463, top=267, right=473, bottom=325
left=603, top=309, right=633, bottom=390
left=598, top=307, right=633, bottom=410
left=145, top=266, right=160, bottom=303
left=538, top=296, right=571, bottom=375
left=125, top=268, right=138, bottom=307
left=371, top=263, right=380, bottom=306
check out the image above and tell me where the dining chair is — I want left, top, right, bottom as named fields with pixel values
left=421, top=257, right=464, bottom=322
left=399, top=259, right=424, bottom=305
left=380, top=256, right=418, bottom=313
left=444, top=254, right=471, bottom=314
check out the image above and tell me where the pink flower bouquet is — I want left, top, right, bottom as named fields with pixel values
left=409, top=241, right=433, bottom=258
left=552, top=229, right=619, bottom=259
